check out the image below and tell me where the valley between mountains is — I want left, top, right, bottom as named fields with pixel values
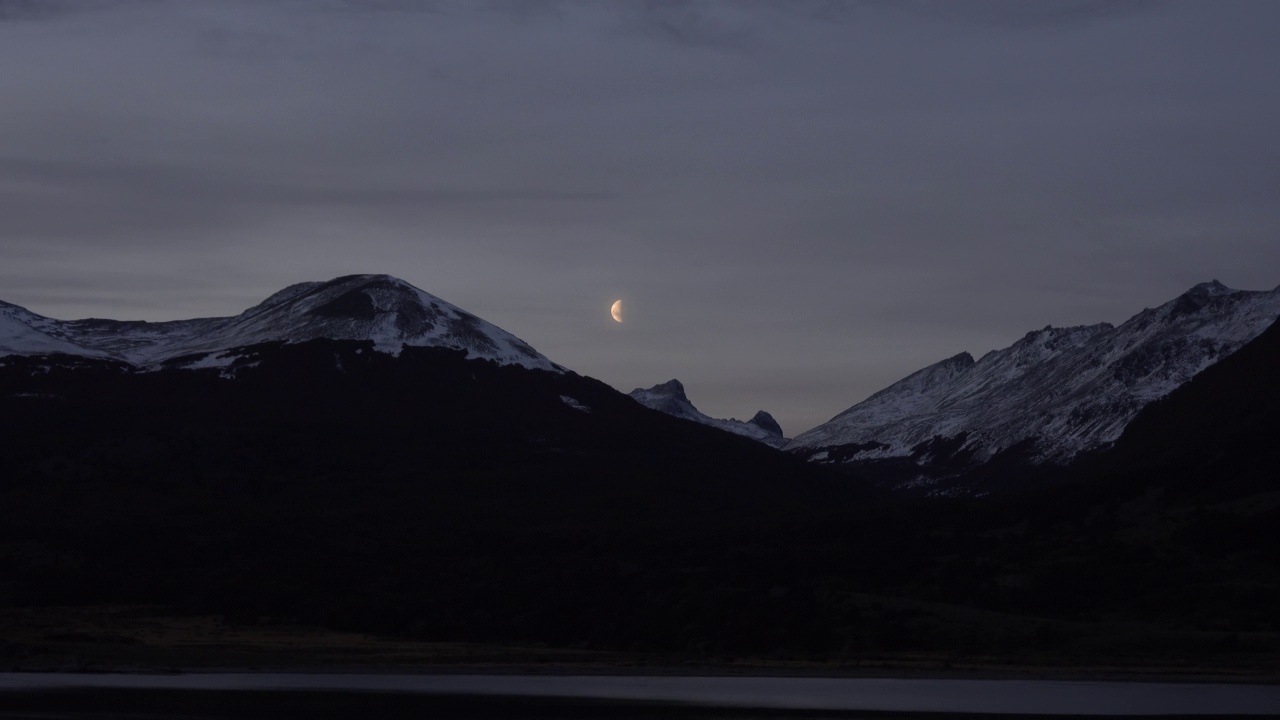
left=2, top=274, right=1278, bottom=673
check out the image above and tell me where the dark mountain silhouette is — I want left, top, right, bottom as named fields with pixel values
left=0, top=341, right=882, bottom=657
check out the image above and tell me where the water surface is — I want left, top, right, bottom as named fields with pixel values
left=2, top=672, right=1278, bottom=717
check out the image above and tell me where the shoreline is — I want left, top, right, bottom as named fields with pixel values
left=4, top=606, right=1277, bottom=686
left=4, top=663, right=1278, bottom=686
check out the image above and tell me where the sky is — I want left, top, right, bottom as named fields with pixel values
left=2, top=0, right=1279, bottom=435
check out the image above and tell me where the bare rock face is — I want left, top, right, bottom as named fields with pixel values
left=748, top=411, right=784, bottom=438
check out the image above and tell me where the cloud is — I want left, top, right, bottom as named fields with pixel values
left=616, top=0, right=761, bottom=51
left=855, top=0, right=1164, bottom=29
left=0, top=0, right=144, bottom=22
left=0, top=154, right=613, bottom=248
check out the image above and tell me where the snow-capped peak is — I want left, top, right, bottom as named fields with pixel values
left=0, top=274, right=561, bottom=372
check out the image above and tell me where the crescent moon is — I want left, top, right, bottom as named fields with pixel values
left=610, top=299, right=623, bottom=323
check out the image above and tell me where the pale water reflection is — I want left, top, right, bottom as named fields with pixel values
left=2, top=673, right=1279, bottom=716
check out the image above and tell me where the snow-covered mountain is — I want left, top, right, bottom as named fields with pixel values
left=630, top=379, right=787, bottom=447
left=789, top=280, right=1280, bottom=469
left=0, top=274, right=561, bottom=372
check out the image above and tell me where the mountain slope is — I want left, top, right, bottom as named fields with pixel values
left=1095, top=314, right=1280, bottom=496
left=630, top=379, right=787, bottom=447
left=965, top=317, right=1280, bottom=629
left=1, top=302, right=109, bottom=358
left=789, top=281, right=1280, bottom=472
left=0, top=274, right=559, bottom=372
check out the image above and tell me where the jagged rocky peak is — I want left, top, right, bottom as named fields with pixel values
left=628, top=379, right=692, bottom=416
left=649, top=379, right=688, bottom=399
left=1188, top=279, right=1235, bottom=297
left=0, top=274, right=562, bottom=372
left=748, top=411, right=784, bottom=438
left=630, top=378, right=788, bottom=448
left=1160, top=279, right=1245, bottom=321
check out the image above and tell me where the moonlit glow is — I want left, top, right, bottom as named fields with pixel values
left=610, top=299, right=623, bottom=323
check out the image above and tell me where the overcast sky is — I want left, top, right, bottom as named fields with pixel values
left=2, top=0, right=1279, bottom=434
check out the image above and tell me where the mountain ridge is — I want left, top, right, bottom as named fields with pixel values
left=0, top=274, right=560, bottom=372
left=788, top=280, right=1280, bottom=478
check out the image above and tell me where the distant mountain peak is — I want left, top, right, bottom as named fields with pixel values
left=0, top=274, right=561, bottom=372
left=748, top=410, right=784, bottom=438
left=630, top=379, right=786, bottom=447
left=1187, top=279, right=1235, bottom=297
left=1158, top=280, right=1249, bottom=322
left=650, top=378, right=688, bottom=399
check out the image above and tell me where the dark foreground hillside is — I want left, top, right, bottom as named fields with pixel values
left=918, top=317, right=1280, bottom=659
left=1101, top=312, right=1280, bottom=498
left=1, top=335, right=1277, bottom=672
left=0, top=341, right=887, bottom=655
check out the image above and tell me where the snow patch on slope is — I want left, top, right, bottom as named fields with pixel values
left=560, top=395, right=591, bottom=413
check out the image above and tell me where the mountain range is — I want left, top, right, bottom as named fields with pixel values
left=783, top=280, right=1280, bottom=481
left=4, top=275, right=1279, bottom=489
left=3, top=273, right=1279, bottom=667
left=616, top=280, right=1280, bottom=488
